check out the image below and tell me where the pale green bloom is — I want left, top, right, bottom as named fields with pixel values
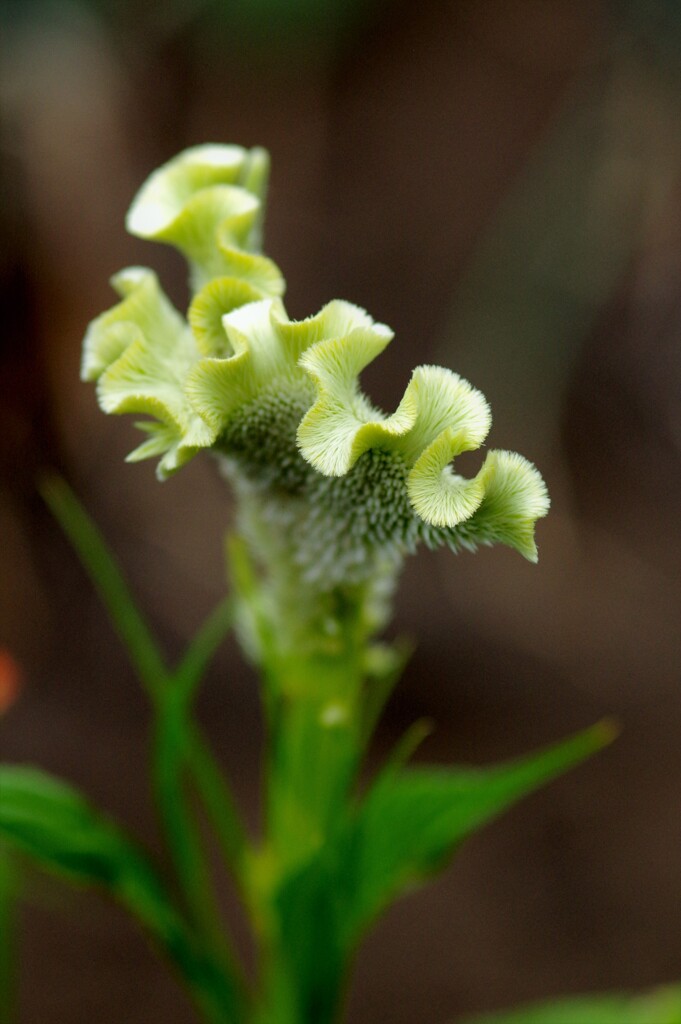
left=82, top=144, right=549, bottom=622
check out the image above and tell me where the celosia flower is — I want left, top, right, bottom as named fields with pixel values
left=82, top=145, right=549, bottom=615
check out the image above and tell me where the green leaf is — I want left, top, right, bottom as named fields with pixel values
left=0, top=845, right=16, bottom=1022
left=151, top=600, right=238, bottom=945
left=0, top=766, right=165, bottom=907
left=269, top=840, right=350, bottom=1024
left=40, top=474, right=166, bottom=703
left=173, top=597, right=234, bottom=706
left=464, top=985, right=681, bottom=1024
left=343, top=720, right=616, bottom=940
left=359, top=639, right=414, bottom=749
left=40, top=476, right=248, bottom=878
left=0, top=767, right=244, bottom=1023
left=270, top=722, right=616, bottom=1023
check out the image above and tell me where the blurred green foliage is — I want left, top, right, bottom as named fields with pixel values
left=467, top=984, right=681, bottom=1024
left=0, top=0, right=391, bottom=55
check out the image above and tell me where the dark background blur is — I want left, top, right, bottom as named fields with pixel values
left=1, top=1, right=680, bottom=1021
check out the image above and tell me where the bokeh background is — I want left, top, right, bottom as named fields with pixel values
left=1, top=0, right=680, bottom=1021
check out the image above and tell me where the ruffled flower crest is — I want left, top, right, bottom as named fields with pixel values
left=82, top=144, right=549, bottom=574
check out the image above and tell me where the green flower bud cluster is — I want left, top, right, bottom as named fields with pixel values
left=82, top=145, right=549, bottom=635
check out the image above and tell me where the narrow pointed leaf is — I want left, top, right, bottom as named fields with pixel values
left=344, top=720, right=616, bottom=939
left=0, top=767, right=244, bottom=1022
left=464, top=984, right=681, bottom=1024
left=0, top=846, right=16, bottom=1023
left=271, top=722, right=616, bottom=1021
left=40, top=474, right=166, bottom=702
left=41, top=477, right=248, bottom=880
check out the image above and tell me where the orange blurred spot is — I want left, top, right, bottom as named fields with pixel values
left=0, top=650, right=22, bottom=715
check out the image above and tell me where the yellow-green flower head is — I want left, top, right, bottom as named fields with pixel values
left=82, top=145, right=549, bottom=586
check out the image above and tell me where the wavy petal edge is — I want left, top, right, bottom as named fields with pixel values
left=125, top=144, right=273, bottom=289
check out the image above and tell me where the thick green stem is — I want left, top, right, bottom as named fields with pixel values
left=265, top=651, right=361, bottom=870
left=247, top=630, right=365, bottom=1024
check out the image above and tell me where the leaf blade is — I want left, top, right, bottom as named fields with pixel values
left=40, top=475, right=166, bottom=702
left=464, top=984, right=681, bottom=1024
left=345, top=720, right=617, bottom=939
left=0, top=766, right=245, bottom=1023
left=268, top=722, right=616, bottom=1022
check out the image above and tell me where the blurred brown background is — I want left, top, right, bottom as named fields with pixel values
left=1, top=0, right=680, bottom=1021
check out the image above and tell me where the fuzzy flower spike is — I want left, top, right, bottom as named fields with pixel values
left=82, top=145, right=549, bottom=643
